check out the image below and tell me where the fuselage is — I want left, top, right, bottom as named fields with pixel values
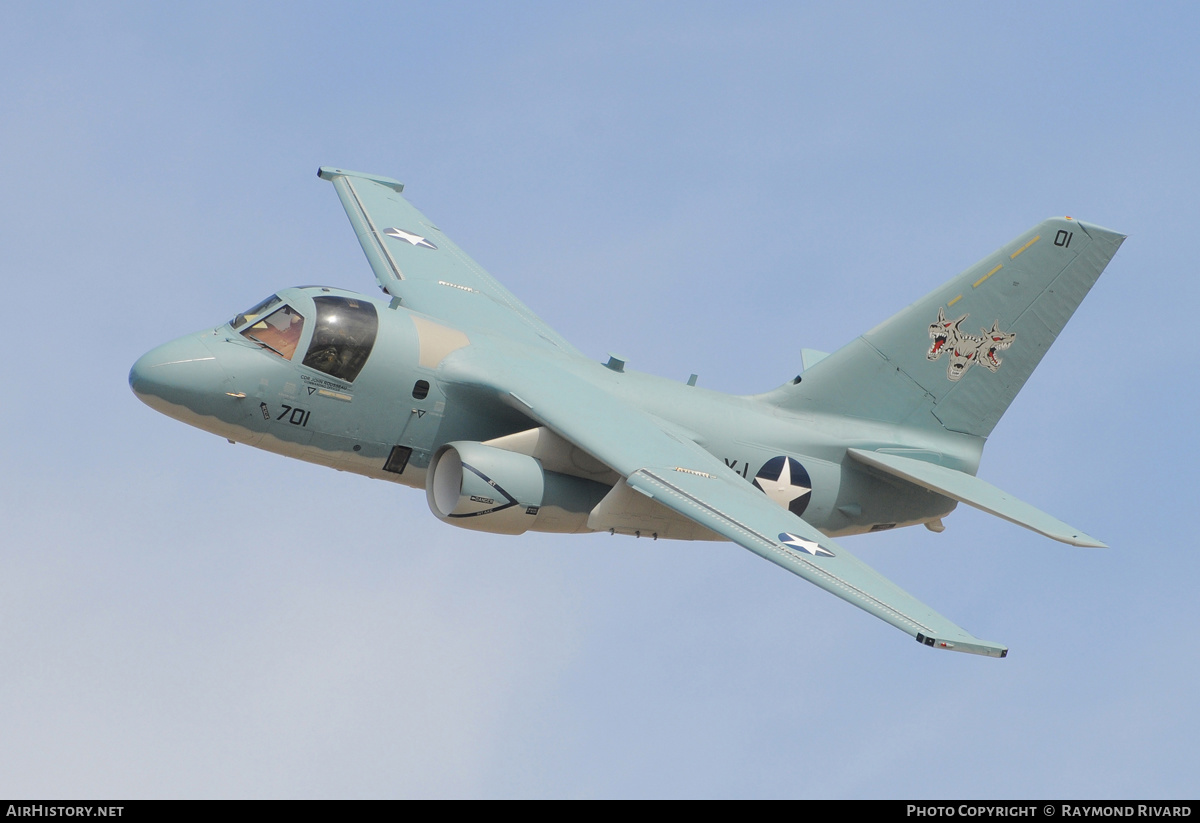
left=131, top=285, right=979, bottom=539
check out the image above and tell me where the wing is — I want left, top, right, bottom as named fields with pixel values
left=318, top=167, right=577, bottom=353
left=442, top=345, right=1009, bottom=658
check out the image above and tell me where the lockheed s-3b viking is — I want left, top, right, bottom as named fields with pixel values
left=129, top=167, right=1125, bottom=657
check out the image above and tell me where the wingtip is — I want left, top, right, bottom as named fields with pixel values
left=917, top=633, right=1008, bottom=658
left=317, top=166, right=405, bottom=192
left=1059, top=528, right=1107, bottom=548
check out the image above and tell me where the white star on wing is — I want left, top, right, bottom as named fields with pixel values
left=754, top=458, right=812, bottom=510
left=779, top=532, right=834, bottom=557
left=383, top=227, right=437, bottom=249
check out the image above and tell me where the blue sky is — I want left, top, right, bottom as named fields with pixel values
left=2, top=1, right=1198, bottom=798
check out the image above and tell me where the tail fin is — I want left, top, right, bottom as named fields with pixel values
left=769, top=218, right=1125, bottom=438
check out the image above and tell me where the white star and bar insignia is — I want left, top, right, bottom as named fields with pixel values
left=383, top=227, right=438, bottom=250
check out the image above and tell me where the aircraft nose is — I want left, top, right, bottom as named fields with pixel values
left=129, top=333, right=228, bottom=415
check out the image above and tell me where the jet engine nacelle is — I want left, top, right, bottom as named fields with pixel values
left=427, top=441, right=549, bottom=535
left=427, top=441, right=611, bottom=535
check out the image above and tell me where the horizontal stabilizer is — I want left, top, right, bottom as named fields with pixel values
left=847, top=449, right=1106, bottom=548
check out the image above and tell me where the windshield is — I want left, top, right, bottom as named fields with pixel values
left=240, top=304, right=306, bottom=360
left=301, top=296, right=378, bottom=382
left=230, top=295, right=282, bottom=330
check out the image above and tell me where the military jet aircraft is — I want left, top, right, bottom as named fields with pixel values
left=130, top=167, right=1125, bottom=657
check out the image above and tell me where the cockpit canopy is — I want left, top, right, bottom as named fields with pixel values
left=230, top=291, right=379, bottom=383
left=232, top=296, right=306, bottom=359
